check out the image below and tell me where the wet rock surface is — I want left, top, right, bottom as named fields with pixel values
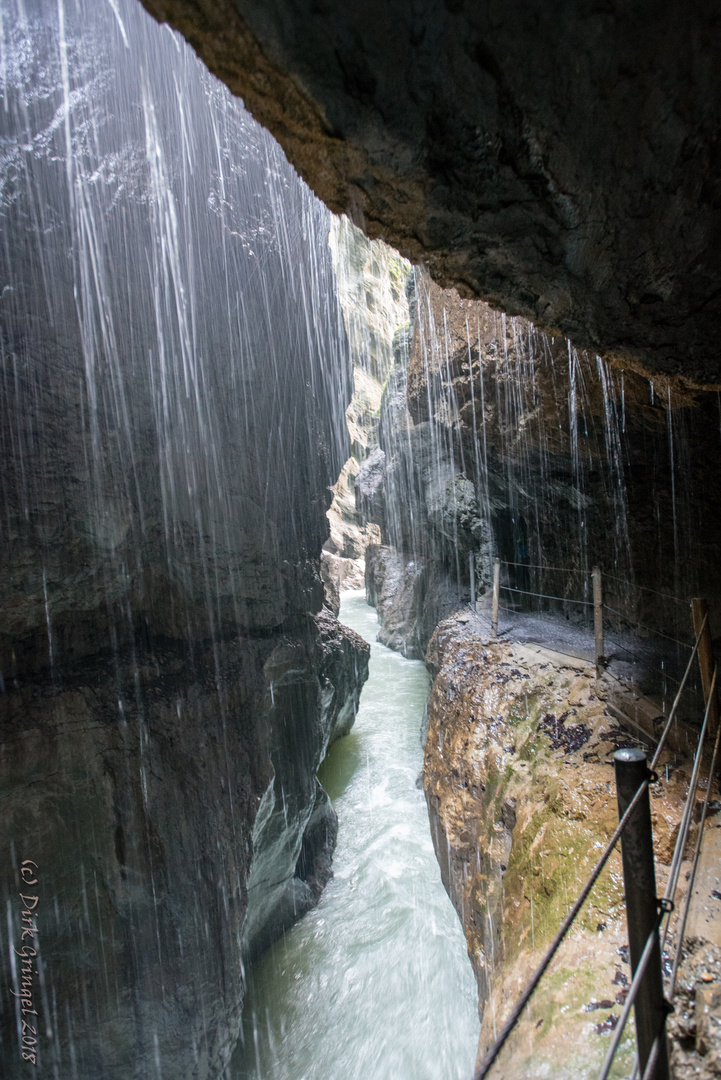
left=0, top=610, right=368, bottom=1079
left=241, top=611, right=369, bottom=964
left=0, top=631, right=368, bottom=1077
left=315, top=607, right=370, bottom=746
left=142, top=0, right=721, bottom=384
left=2, top=636, right=271, bottom=1079
left=360, top=273, right=721, bottom=652
left=0, top=5, right=369, bottom=1077
left=365, top=544, right=460, bottom=659
left=0, top=8, right=351, bottom=676
left=422, top=611, right=717, bottom=1077
left=324, top=218, right=410, bottom=595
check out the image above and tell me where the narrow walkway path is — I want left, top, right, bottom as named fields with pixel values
left=473, top=604, right=704, bottom=724
left=234, top=590, right=479, bottom=1080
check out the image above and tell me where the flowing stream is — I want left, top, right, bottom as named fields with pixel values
left=234, top=590, right=480, bottom=1080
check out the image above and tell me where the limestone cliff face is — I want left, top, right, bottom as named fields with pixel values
left=364, top=544, right=460, bottom=659
left=323, top=218, right=412, bottom=593
left=0, top=6, right=350, bottom=675
left=238, top=610, right=370, bottom=963
left=423, top=612, right=705, bottom=1078
left=141, top=0, right=721, bottom=386
left=0, top=4, right=369, bottom=1077
left=329, top=216, right=411, bottom=389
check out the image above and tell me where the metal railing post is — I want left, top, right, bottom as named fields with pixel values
left=691, top=598, right=719, bottom=737
left=491, top=558, right=500, bottom=638
left=614, top=749, right=670, bottom=1080
left=592, top=565, right=604, bottom=677
left=470, top=552, right=476, bottom=608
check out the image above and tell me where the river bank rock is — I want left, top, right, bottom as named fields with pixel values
left=668, top=940, right=721, bottom=1080
left=365, top=544, right=460, bottom=658
left=423, top=611, right=710, bottom=1077
left=0, top=608, right=368, bottom=1079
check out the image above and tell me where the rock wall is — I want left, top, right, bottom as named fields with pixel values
left=423, top=611, right=712, bottom=1077
left=364, top=544, right=459, bottom=659
left=323, top=218, right=412, bottom=593
left=141, top=0, right=721, bottom=386
left=1, top=614, right=368, bottom=1079
left=329, top=217, right=411, bottom=389
left=0, top=3, right=368, bottom=1077
left=357, top=266, right=721, bottom=1073
left=240, top=609, right=370, bottom=963
left=359, top=272, right=721, bottom=655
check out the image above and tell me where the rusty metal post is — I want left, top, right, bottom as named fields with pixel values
left=614, top=749, right=670, bottom=1080
left=491, top=558, right=500, bottom=638
left=692, top=598, right=719, bottom=737
left=470, top=552, right=476, bottom=609
left=592, top=565, right=604, bottom=677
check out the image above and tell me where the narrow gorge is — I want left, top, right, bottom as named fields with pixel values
left=2, top=2, right=721, bottom=1080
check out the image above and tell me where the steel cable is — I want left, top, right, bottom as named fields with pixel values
left=497, top=562, right=689, bottom=606
left=659, top=667, right=717, bottom=954
left=596, top=911, right=666, bottom=1080
left=625, top=671, right=719, bottom=1079
left=498, top=560, right=589, bottom=574
left=649, top=612, right=707, bottom=773
left=668, top=687, right=721, bottom=996
left=602, top=604, right=692, bottom=649
left=499, top=584, right=595, bottom=606
left=472, top=776, right=652, bottom=1080
left=602, top=572, right=690, bottom=606
left=640, top=1034, right=661, bottom=1080
left=470, top=614, right=709, bottom=1079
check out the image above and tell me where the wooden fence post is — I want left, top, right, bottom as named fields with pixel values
left=692, top=598, right=719, bottom=737
left=592, top=566, right=604, bottom=677
left=491, top=558, right=500, bottom=639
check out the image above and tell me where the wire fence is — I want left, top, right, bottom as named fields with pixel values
left=499, top=583, right=595, bottom=607
left=495, top=558, right=694, bottom=645
left=473, top=773, right=656, bottom=1080
left=473, top=555, right=708, bottom=719
left=602, top=572, right=692, bottom=608
left=471, top=603, right=719, bottom=1080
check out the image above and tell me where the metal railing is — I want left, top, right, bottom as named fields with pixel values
left=467, top=583, right=719, bottom=1080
